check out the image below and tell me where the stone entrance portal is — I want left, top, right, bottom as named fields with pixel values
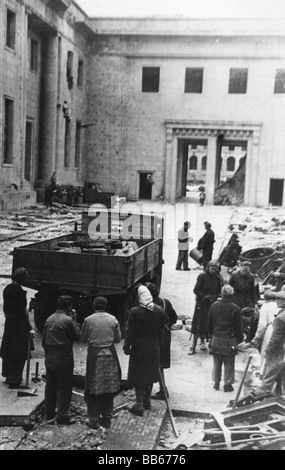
left=165, top=120, right=262, bottom=205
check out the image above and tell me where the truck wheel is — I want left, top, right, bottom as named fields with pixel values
left=33, top=292, right=57, bottom=332
left=102, top=198, right=111, bottom=209
left=34, top=307, right=48, bottom=332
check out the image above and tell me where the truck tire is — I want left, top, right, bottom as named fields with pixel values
left=33, top=292, right=57, bottom=332
left=102, top=197, right=111, bottom=209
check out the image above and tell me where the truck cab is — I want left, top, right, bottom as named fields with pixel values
left=83, top=182, right=114, bottom=208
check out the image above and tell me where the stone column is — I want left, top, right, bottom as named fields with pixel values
left=205, top=134, right=217, bottom=204
left=39, top=34, right=58, bottom=181
left=165, top=127, right=174, bottom=202
left=170, top=134, right=178, bottom=204
left=244, top=130, right=260, bottom=206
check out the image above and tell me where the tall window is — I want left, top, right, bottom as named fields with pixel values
left=228, top=68, right=248, bottom=94
left=142, top=67, right=160, bottom=93
left=66, top=51, right=74, bottom=89
left=274, top=69, right=285, bottom=94
left=75, top=121, right=81, bottom=168
left=30, top=38, right=39, bottom=72
left=201, top=156, right=207, bottom=171
left=4, top=98, right=14, bottom=164
left=6, top=9, right=16, bottom=50
left=227, top=156, right=235, bottom=171
left=185, top=68, right=203, bottom=93
left=64, top=119, right=71, bottom=168
left=77, top=59, right=83, bottom=87
left=189, top=155, right=197, bottom=170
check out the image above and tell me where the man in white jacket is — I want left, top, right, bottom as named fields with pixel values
left=175, top=221, right=193, bottom=271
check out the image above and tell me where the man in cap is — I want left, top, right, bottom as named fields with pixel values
left=229, top=261, right=257, bottom=310
left=176, top=221, right=193, bottom=271
left=197, top=221, right=215, bottom=270
left=81, top=296, right=121, bottom=429
left=42, top=295, right=81, bottom=425
left=252, top=290, right=285, bottom=397
left=208, top=285, right=243, bottom=392
left=0, top=267, right=35, bottom=388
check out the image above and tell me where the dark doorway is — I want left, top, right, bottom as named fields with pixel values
left=139, top=172, right=153, bottom=199
left=269, top=179, right=284, bottom=206
left=25, top=121, right=33, bottom=182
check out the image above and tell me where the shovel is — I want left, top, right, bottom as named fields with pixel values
left=158, top=369, right=179, bottom=438
left=17, top=333, right=38, bottom=397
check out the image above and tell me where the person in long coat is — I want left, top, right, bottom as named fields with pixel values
left=123, top=285, right=165, bottom=416
left=229, top=262, right=257, bottom=310
left=145, top=282, right=178, bottom=399
left=0, top=267, right=35, bottom=388
left=81, top=296, right=121, bottom=429
left=197, top=221, right=215, bottom=270
left=189, top=260, right=223, bottom=355
left=208, top=285, right=243, bottom=392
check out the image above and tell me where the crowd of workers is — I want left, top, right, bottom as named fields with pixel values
left=1, top=217, right=285, bottom=430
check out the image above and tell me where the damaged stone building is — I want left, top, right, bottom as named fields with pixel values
left=1, top=1, right=285, bottom=210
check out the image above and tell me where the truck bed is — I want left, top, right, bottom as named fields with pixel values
left=12, top=232, right=162, bottom=295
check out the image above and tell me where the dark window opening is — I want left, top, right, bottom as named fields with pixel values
left=185, top=68, right=203, bottom=93
left=201, top=155, right=207, bottom=170
left=64, top=119, right=71, bottom=168
left=30, top=38, right=39, bottom=72
left=269, top=179, right=284, bottom=206
left=4, top=98, right=14, bottom=164
left=6, top=9, right=16, bottom=50
left=75, top=121, right=81, bottom=168
left=229, top=68, right=248, bottom=94
left=142, top=67, right=160, bottom=93
left=66, top=51, right=74, bottom=90
left=227, top=156, right=235, bottom=171
left=274, top=69, right=285, bottom=94
left=77, top=59, right=83, bottom=87
left=191, top=144, right=197, bottom=149
left=139, top=172, right=153, bottom=199
left=25, top=121, right=33, bottom=182
left=228, top=145, right=235, bottom=151
left=189, top=155, right=197, bottom=170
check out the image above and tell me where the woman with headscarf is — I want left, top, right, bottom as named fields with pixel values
left=123, top=285, right=165, bottom=416
left=189, top=260, right=223, bottom=355
left=0, top=267, right=35, bottom=388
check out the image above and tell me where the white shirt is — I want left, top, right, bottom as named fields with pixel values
left=177, top=227, right=192, bottom=250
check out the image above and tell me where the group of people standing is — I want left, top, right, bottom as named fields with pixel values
left=0, top=269, right=177, bottom=429
left=179, top=216, right=285, bottom=397
left=2, top=218, right=285, bottom=431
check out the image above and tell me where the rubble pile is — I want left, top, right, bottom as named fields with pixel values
left=229, top=207, right=285, bottom=253
left=214, top=158, right=245, bottom=206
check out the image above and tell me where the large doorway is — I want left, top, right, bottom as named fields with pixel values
left=139, top=172, right=153, bottom=199
left=177, top=139, right=207, bottom=199
left=269, top=179, right=284, bottom=206
left=25, top=121, right=33, bottom=182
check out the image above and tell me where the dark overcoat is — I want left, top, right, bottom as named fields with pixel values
left=208, top=298, right=243, bottom=356
left=191, top=271, right=223, bottom=338
left=124, top=304, right=165, bottom=386
left=155, top=297, right=178, bottom=369
left=229, top=271, right=256, bottom=310
left=0, top=283, right=34, bottom=377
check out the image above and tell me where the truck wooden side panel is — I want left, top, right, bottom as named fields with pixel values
left=12, top=233, right=162, bottom=296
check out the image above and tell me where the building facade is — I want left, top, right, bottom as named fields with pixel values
left=0, top=0, right=93, bottom=210
left=87, top=17, right=285, bottom=207
left=1, top=3, right=285, bottom=209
